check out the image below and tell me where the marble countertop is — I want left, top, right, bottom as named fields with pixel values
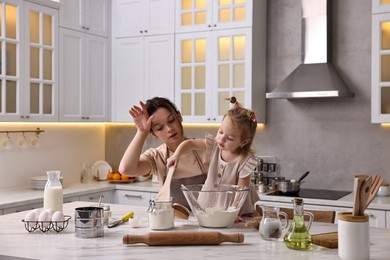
left=1, top=201, right=390, bottom=260
left=2, top=180, right=390, bottom=211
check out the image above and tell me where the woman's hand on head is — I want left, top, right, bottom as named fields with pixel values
left=129, top=101, right=154, bottom=132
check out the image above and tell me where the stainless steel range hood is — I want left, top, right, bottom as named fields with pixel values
left=266, top=0, right=354, bottom=99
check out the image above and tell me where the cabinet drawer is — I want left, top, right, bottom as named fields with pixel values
left=115, top=190, right=153, bottom=206
left=260, top=201, right=387, bottom=228
left=79, top=191, right=114, bottom=203
left=3, top=202, right=43, bottom=215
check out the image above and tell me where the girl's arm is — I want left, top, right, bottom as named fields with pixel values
left=237, top=175, right=251, bottom=187
left=118, top=102, right=154, bottom=177
left=167, top=138, right=206, bottom=168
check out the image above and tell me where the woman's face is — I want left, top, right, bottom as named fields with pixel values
left=215, top=116, right=246, bottom=153
left=150, top=107, right=184, bottom=149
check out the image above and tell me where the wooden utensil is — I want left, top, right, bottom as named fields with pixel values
left=155, top=167, right=174, bottom=201
left=366, top=174, right=384, bottom=208
left=123, top=231, right=244, bottom=245
left=359, top=175, right=372, bottom=216
left=352, top=175, right=366, bottom=216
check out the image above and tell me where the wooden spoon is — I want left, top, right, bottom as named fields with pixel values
left=366, top=174, right=384, bottom=208
left=155, top=167, right=174, bottom=201
left=352, top=175, right=366, bottom=216
left=359, top=175, right=372, bottom=216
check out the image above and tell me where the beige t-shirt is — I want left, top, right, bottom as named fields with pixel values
left=203, top=134, right=259, bottom=215
left=141, top=142, right=210, bottom=207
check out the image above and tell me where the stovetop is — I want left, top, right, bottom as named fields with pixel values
left=267, top=188, right=351, bottom=200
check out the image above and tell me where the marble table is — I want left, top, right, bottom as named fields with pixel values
left=0, top=201, right=390, bottom=260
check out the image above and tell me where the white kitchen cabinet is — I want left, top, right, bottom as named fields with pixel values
left=79, top=190, right=114, bottom=203
left=112, top=34, right=174, bottom=122
left=373, top=0, right=390, bottom=14
left=113, top=0, right=174, bottom=38
left=175, top=18, right=266, bottom=123
left=115, top=190, right=156, bottom=206
left=59, top=0, right=109, bottom=37
left=175, top=0, right=252, bottom=33
left=59, top=28, right=109, bottom=122
left=0, top=0, right=59, bottom=122
left=63, top=195, right=80, bottom=203
left=372, top=11, right=390, bottom=123
left=3, top=202, right=43, bottom=215
left=260, top=201, right=387, bottom=228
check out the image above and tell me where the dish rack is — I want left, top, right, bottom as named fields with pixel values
left=22, top=215, right=72, bottom=233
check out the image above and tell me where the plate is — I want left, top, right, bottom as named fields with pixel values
left=92, top=160, right=112, bottom=181
left=108, top=179, right=135, bottom=184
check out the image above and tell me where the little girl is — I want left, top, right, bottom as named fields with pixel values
left=167, top=97, right=259, bottom=216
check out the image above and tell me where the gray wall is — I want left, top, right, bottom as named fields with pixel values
left=106, top=0, right=390, bottom=191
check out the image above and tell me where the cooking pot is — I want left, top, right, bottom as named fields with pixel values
left=278, top=171, right=310, bottom=194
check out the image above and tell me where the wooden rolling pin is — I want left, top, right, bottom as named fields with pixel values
left=123, top=231, right=244, bottom=246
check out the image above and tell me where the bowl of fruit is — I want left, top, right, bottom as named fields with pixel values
left=107, top=171, right=135, bottom=183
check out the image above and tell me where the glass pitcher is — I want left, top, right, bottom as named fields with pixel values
left=254, top=201, right=289, bottom=241
left=283, top=198, right=313, bottom=250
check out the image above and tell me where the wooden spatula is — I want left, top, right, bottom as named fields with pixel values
left=366, top=174, right=384, bottom=208
left=155, top=167, right=174, bottom=201
left=359, top=175, right=372, bottom=216
left=352, top=175, right=366, bottom=216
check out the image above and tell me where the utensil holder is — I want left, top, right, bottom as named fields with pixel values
left=338, top=212, right=369, bottom=260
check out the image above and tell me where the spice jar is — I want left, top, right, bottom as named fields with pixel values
left=148, top=197, right=174, bottom=230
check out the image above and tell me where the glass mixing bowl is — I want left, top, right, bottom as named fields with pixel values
left=181, top=184, right=250, bottom=228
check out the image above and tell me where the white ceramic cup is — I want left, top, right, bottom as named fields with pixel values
left=30, top=134, right=39, bottom=148
left=1, top=136, right=12, bottom=150
left=17, top=134, right=28, bottom=149
left=338, top=212, right=369, bottom=260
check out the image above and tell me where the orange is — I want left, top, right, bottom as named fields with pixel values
left=107, top=172, right=114, bottom=180
left=121, top=175, right=130, bottom=180
left=112, top=172, right=121, bottom=180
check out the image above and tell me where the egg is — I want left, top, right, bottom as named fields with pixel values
left=24, top=210, right=38, bottom=225
left=38, top=210, right=52, bottom=228
left=44, top=209, right=55, bottom=218
left=32, top=208, right=42, bottom=216
left=51, top=211, right=65, bottom=222
left=128, top=216, right=141, bottom=228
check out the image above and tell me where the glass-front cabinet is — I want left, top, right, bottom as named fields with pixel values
left=174, top=0, right=266, bottom=124
left=373, top=0, right=390, bottom=14
left=0, top=0, right=58, bottom=121
left=175, top=0, right=252, bottom=33
left=175, top=28, right=251, bottom=123
left=372, top=2, right=390, bottom=123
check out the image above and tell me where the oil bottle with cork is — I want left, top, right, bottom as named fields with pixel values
left=283, top=198, right=313, bottom=250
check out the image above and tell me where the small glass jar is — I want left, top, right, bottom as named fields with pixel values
left=148, top=197, right=174, bottom=230
left=90, top=204, right=111, bottom=225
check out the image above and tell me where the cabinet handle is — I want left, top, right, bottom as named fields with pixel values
left=368, top=214, right=376, bottom=219
left=82, top=26, right=86, bottom=29
left=81, top=116, right=90, bottom=120
left=20, top=116, right=24, bottom=119
left=89, top=194, right=104, bottom=201
left=140, top=30, right=143, bottom=33
left=86, top=27, right=90, bottom=30
left=124, top=194, right=143, bottom=199
left=213, top=24, right=217, bottom=27
left=208, top=24, right=212, bottom=27
left=144, top=30, right=148, bottom=33
left=26, top=115, right=30, bottom=119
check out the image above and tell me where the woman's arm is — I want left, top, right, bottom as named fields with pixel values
left=118, top=102, right=154, bottom=176
left=118, top=129, right=152, bottom=177
left=167, top=138, right=206, bottom=168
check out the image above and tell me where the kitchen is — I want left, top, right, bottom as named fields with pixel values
left=0, top=0, right=390, bottom=258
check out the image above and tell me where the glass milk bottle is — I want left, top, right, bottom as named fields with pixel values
left=44, top=170, right=63, bottom=212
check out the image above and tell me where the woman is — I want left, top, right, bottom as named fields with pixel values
left=118, top=97, right=210, bottom=207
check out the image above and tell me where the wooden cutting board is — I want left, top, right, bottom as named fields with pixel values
left=312, top=232, right=338, bottom=248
